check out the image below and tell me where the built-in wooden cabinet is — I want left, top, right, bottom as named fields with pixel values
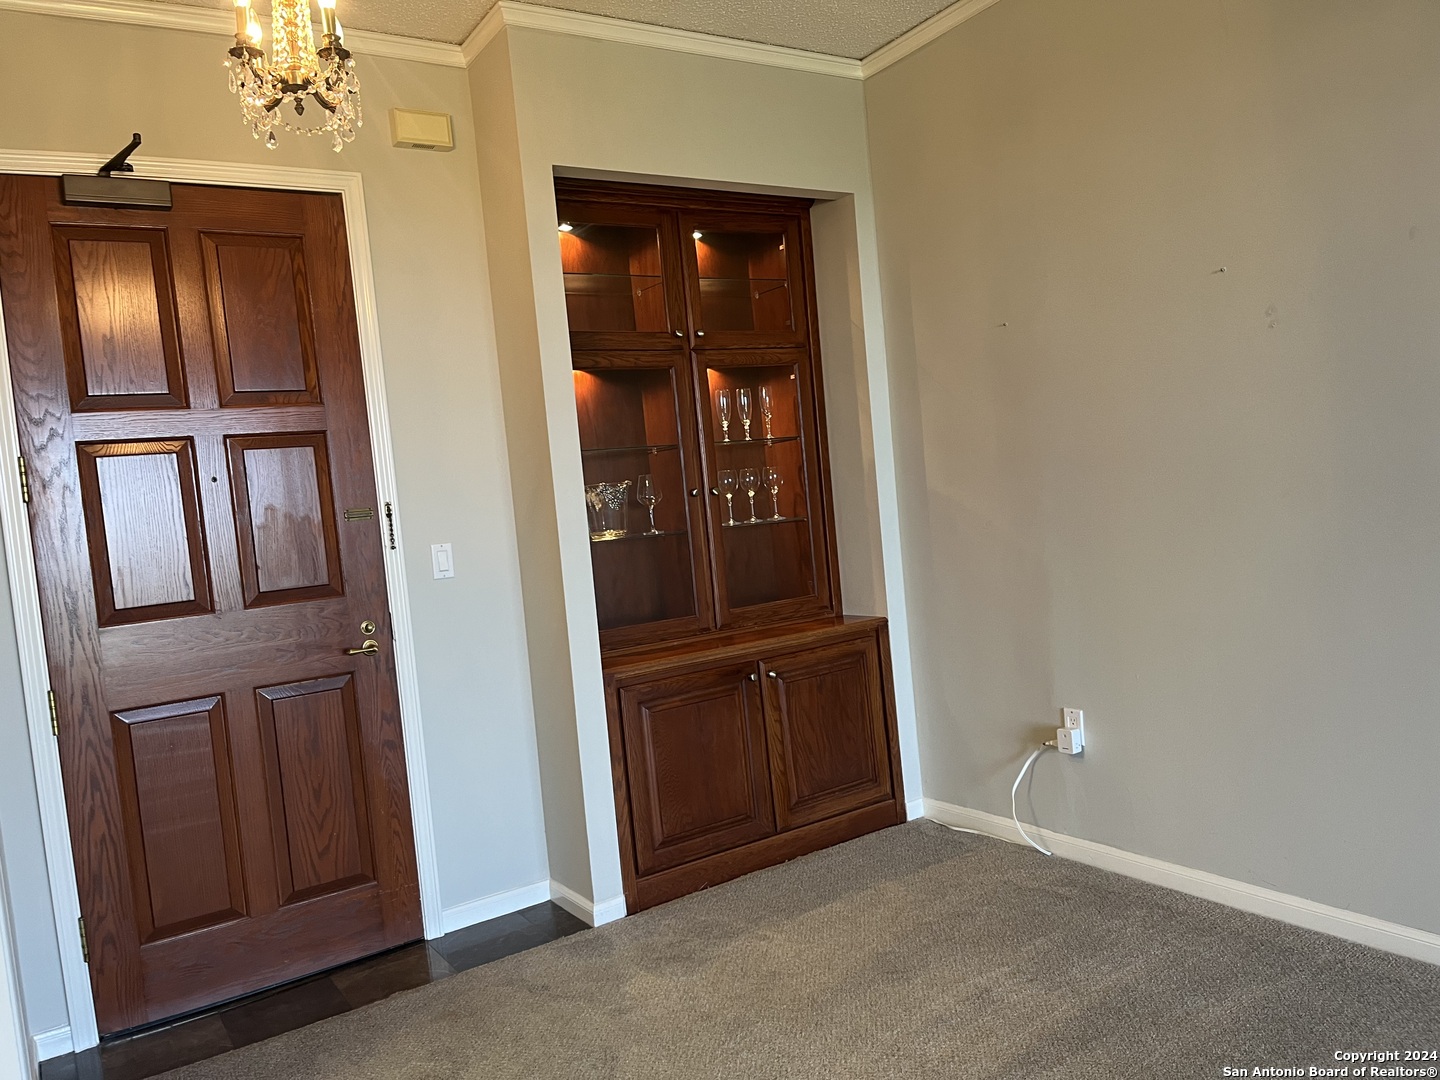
left=558, top=180, right=904, bottom=912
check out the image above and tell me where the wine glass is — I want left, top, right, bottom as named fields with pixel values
left=736, top=387, right=753, bottom=440
left=759, top=385, right=774, bottom=440
left=718, top=469, right=738, bottom=526
left=763, top=466, right=783, bottom=519
left=740, top=467, right=760, bottom=522
left=636, top=473, right=661, bottom=534
left=716, top=389, right=732, bottom=443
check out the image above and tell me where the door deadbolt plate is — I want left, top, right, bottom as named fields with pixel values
left=360, top=620, right=377, bottom=635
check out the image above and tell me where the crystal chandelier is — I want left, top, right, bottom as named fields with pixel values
left=225, top=0, right=362, bottom=151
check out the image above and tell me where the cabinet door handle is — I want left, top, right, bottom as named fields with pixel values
left=711, top=487, right=720, bottom=496
left=767, top=670, right=778, bottom=678
left=748, top=673, right=757, bottom=682
left=674, top=329, right=684, bottom=337
left=689, top=489, right=700, bottom=497
left=696, top=330, right=705, bottom=337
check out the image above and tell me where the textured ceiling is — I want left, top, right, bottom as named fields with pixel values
left=152, top=0, right=956, bottom=58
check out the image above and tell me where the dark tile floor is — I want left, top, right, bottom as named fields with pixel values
left=40, top=902, right=588, bottom=1080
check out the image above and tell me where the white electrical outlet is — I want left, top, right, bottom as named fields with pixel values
left=1057, top=708, right=1085, bottom=755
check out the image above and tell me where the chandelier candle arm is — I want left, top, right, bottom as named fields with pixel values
left=223, top=0, right=362, bottom=152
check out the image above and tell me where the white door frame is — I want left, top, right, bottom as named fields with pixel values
left=0, top=150, right=443, bottom=1055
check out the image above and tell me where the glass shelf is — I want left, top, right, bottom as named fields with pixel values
left=721, top=516, right=807, bottom=529
left=582, top=443, right=680, bottom=456
left=565, top=272, right=664, bottom=293
left=712, top=436, right=800, bottom=448
left=590, top=529, right=688, bottom=543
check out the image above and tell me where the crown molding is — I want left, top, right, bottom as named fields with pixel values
left=463, top=0, right=862, bottom=78
left=0, top=0, right=468, bottom=66
left=0, top=0, right=1003, bottom=78
left=860, top=0, right=1003, bottom=77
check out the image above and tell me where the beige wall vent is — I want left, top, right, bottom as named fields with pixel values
left=389, top=109, right=455, bottom=152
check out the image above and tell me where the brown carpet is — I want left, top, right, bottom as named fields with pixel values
left=163, top=822, right=1440, bottom=1079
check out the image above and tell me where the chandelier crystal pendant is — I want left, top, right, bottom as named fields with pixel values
left=225, top=0, right=362, bottom=152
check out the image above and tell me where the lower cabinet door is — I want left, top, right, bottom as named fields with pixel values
left=761, top=637, right=893, bottom=830
left=619, top=663, right=777, bottom=875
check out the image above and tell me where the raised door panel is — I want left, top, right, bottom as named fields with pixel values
left=226, top=433, right=343, bottom=606
left=202, top=233, right=321, bottom=406
left=111, top=696, right=246, bottom=944
left=51, top=226, right=187, bottom=410
left=76, top=439, right=213, bottom=626
left=255, top=674, right=375, bottom=904
left=761, top=638, right=892, bottom=830
left=619, top=665, right=775, bottom=876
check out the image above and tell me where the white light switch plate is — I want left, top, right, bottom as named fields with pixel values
left=431, top=543, right=454, bottom=579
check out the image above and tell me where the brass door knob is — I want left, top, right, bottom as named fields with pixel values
left=346, top=639, right=380, bottom=656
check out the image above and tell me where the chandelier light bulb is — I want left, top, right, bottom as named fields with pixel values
left=224, top=0, right=362, bottom=152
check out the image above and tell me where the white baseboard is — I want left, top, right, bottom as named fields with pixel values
left=904, top=797, right=926, bottom=821
left=32, top=1025, right=71, bottom=1062
left=548, top=880, right=626, bottom=927
left=438, top=881, right=550, bottom=936
left=923, top=799, right=1440, bottom=967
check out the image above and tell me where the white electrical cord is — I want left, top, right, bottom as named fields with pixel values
left=1011, top=746, right=1053, bottom=856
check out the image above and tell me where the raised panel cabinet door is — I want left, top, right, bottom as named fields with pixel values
left=619, top=665, right=776, bottom=876
left=761, top=637, right=892, bottom=830
left=0, top=176, right=421, bottom=1034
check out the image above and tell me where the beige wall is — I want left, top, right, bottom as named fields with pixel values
left=867, top=0, right=1440, bottom=932
left=0, top=9, right=549, bottom=1041
left=472, top=25, right=922, bottom=907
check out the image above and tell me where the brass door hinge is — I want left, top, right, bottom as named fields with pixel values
left=78, top=916, right=89, bottom=964
left=17, top=456, right=29, bottom=504
left=47, top=690, right=58, bottom=737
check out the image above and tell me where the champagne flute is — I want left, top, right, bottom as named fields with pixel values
left=740, top=467, right=760, bottom=522
left=718, top=469, right=738, bottom=526
left=716, top=389, right=732, bottom=443
left=636, top=473, right=661, bottom=534
left=759, top=385, right=774, bottom=440
left=763, top=466, right=783, bottom=519
left=736, top=387, right=753, bottom=440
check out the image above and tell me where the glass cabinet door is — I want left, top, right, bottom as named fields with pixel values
left=697, top=351, right=833, bottom=626
left=573, top=356, right=712, bottom=646
left=681, top=214, right=808, bottom=349
left=557, top=202, right=686, bottom=350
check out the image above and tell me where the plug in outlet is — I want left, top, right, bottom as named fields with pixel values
left=1056, top=708, right=1085, bottom=755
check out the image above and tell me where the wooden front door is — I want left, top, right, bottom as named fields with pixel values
left=0, top=177, right=421, bottom=1034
